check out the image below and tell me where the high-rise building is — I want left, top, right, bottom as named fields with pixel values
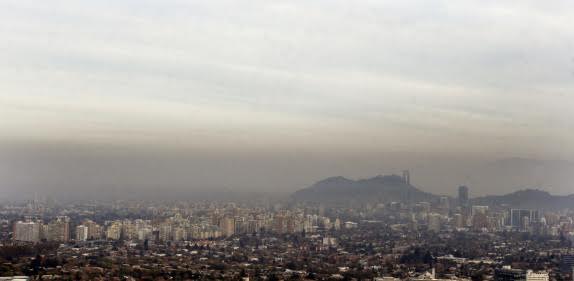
left=472, top=213, right=489, bottom=231
left=428, top=213, right=441, bottom=232
left=439, top=196, right=450, bottom=212
left=106, top=222, right=122, bottom=240
left=158, top=223, right=172, bottom=242
left=220, top=216, right=235, bottom=237
left=14, top=221, right=41, bottom=243
left=510, top=209, right=540, bottom=229
left=84, top=220, right=102, bottom=240
left=43, top=216, right=70, bottom=242
left=402, top=170, right=411, bottom=185
left=458, top=186, right=469, bottom=207
left=76, top=225, right=88, bottom=241
left=45, top=217, right=69, bottom=241
left=453, top=213, right=465, bottom=228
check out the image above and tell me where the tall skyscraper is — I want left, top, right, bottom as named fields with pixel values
left=402, top=170, right=411, bottom=185
left=458, top=185, right=469, bottom=207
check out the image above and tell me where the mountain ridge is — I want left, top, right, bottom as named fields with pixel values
left=292, top=175, right=574, bottom=209
left=291, top=174, right=437, bottom=204
left=471, top=189, right=574, bottom=209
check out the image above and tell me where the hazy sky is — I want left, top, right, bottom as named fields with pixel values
left=1, top=0, right=573, bottom=199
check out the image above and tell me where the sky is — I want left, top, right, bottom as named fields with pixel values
left=1, top=0, right=573, bottom=199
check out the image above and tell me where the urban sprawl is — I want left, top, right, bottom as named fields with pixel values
left=1, top=185, right=574, bottom=280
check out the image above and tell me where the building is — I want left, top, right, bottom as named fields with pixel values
left=43, top=216, right=70, bottom=242
left=344, top=221, right=358, bottom=229
left=220, top=216, right=235, bottom=237
left=428, top=213, right=442, bottom=232
left=458, top=186, right=469, bottom=207
left=403, top=170, right=411, bottom=185
left=453, top=213, right=466, bottom=228
left=106, top=222, right=122, bottom=240
left=471, top=205, right=489, bottom=216
left=438, top=197, right=450, bottom=213
left=13, top=221, right=41, bottom=243
left=0, top=277, right=30, bottom=281
left=510, top=209, right=540, bottom=230
left=525, top=270, right=549, bottom=281
left=495, top=266, right=526, bottom=281
left=76, top=225, right=88, bottom=241
left=84, top=220, right=102, bottom=240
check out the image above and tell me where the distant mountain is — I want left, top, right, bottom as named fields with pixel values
left=471, top=189, right=574, bottom=210
left=291, top=174, right=438, bottom=205
left=467, top=158, right=574, bottom=196
left=292, top=173, right=574, bottom=209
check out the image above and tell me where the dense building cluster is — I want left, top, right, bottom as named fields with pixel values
left=1, top=186, right=574, bottom=280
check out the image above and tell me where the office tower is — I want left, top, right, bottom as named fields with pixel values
left=402, top=170, right=411, bottom=185
left=76, top=225, right=88, bottom=241
left=14, top=221, right=41, bottom=243
left=458, top=185, right=469, bottom=207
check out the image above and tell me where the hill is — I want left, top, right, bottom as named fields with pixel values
left=471, top=189, right=574, bottom=210
left=291, top=174, right=437, bottom=205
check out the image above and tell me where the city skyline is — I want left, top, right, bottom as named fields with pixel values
left=2, top=1, right=574, bottom=280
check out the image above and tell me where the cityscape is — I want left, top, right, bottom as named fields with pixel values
left=1, top=0, right=574, bottom=280
left=1, top=172, right=574, bottom=280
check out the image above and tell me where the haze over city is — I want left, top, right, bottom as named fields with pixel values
left=4, top=1, right=574, bottom=281
left=1, top=0, right=574, bottom=200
